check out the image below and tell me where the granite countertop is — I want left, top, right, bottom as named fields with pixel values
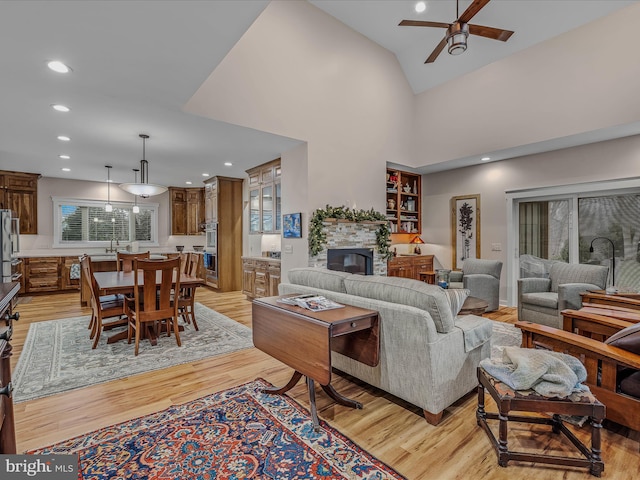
left=242, top=256, right=281, bottom=263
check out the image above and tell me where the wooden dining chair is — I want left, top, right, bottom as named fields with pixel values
left=126, top=258, right=181, bottom=355
left=80, top=254, right=125, bottom=349
left=176, top=253, right=200, bottom=331
left=116, top=251, right=150, bottom=272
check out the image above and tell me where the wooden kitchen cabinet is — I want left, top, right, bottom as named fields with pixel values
left=387, top=255, right=434, bottom=282
left=169, top=187, right=204, bottom=235
left=0, top=170, right=40, bottom=234
left=23, top=257, right=61, bottom=293
left=241, top=257, right=281, bottom=298
left=60, top=256, right=81, bottom=291
left=204, top=176, right=243, bottom=292
left=246, top=158, right=281, bottom=234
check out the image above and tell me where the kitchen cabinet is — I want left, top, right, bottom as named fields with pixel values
left=203, top=176, right=243, bottom=292
left=241, top=257, right=281, bottom=299
left=387, top=255, right=434, bottom=282
left=386, top=168, right=421, bottom=234
left=169, top=187, right=204, bottom=235
left=23, top=257, right=61, bottom=293
left=246, top=159, right=281, bottom=234
left=60, top=256, right=81, bottom=291
left=0, top=170, right=40, bottom=234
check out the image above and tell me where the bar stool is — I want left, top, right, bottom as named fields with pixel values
left=476, top=366, right=605, bottom=477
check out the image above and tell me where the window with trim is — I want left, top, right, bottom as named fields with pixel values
left=52, top=198, right=159, bottom=247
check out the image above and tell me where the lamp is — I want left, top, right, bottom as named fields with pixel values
left=104, top=165, right=113, bottom=212
left=447, top=22, right=469, bottom=55
left=119, top=134, right=167, bottom=197
left=131, top=168, right=140, bottom=213
left=410, top=235, right=425, bottom=254
left=589, top=237, right=616, bottom=290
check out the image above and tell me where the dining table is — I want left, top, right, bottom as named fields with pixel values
left=93, top=270, right=205, bottom=345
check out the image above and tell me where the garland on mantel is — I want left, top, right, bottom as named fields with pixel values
left=309, top=205, right=392, bottom=259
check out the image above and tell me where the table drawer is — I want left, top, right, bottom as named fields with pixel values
left=332, top=316, right=375, bottom=336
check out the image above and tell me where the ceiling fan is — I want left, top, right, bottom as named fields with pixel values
left=399, top=0, right=514, bottom=64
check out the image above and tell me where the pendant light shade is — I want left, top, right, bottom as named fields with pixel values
left=119, top=134, right=167, bottom=198
left=104, top=165, right=113, bottom=212
left=131, top=168, right=140, bottom=213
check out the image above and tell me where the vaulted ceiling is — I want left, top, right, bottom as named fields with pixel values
left=0, top=1, right=635, bottom=186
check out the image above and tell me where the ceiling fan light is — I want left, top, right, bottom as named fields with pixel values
left=447, top=23, right=469, bottom=56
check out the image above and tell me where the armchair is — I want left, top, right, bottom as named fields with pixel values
left=449, top=258, right=502, bottom=312
left=517, top=262, right=608, bottom=328
left=517, top=318, right=640, bottom=431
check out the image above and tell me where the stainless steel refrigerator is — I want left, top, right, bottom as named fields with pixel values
left=0, top=209, right=21, bottom=283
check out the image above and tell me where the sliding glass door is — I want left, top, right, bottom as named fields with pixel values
left=507, top=180, right=640, bottom=304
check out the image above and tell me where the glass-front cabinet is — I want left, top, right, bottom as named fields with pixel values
left=246, top=158, right=281, bottom=234
left=249, top=188, right=260, bottom=233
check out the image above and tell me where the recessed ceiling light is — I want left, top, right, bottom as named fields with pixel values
left=61, top=168, right=71, bottom=172
left=415, top=2, right=426, bottom=13
left=57, top=135, right=71, bottom=141
left=185, top=181, right=192, bottom=185
left=202, top=173, right=210, bottom=177
left=481, top=157, right=491, bottom=161
left=59, top=154, right=70, bottom=159
left=224, top=162, right=232, bottom=167
left=47, top=60, right=71, bottom=73
left=51, top=104, right=70, bottom=112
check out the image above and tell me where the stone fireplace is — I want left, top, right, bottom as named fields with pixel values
left=309, top=220, right=387, bottom=275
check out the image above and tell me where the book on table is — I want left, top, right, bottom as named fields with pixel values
left=278, top=294, right=344, bottom=311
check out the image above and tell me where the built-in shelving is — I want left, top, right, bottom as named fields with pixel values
left=386, top=168, right=421, bottom=234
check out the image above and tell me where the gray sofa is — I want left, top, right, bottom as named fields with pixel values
left=279, top=267, right=493, bottom=425
left=448, top=258, right=503, bottom=312
left=517, top=262, right=608, bottom=328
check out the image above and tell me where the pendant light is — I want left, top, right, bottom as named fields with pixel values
left=105, top=165, right=113, bottom=212
left=131, top=168, right=140, bottom=213
left=119, top=134, right=167, bottom=198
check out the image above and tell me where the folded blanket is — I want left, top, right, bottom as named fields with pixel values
left=479, top=347, right=590, bottom=398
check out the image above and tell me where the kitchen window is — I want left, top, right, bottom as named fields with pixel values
left=52, top=197, right=159, bottom=247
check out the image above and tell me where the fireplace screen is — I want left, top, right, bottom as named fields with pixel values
left=327, top=248, right=373, bottom=275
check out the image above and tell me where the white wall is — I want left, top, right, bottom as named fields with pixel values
left=280, top=142, right=309, bottom=281
left=412, top=2, right=640, bottom=168
left=186, top=0, right=415, bottom=217
left=21, top=177, right=205, bottom=255
left=422, top=134, right=640, bottom=305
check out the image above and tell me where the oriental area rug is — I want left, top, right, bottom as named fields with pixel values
left=12, top=303, right=253, bottom=403
left=490, top=320, right=522, bottom=359
left=28, top=379, right=406, bottom=480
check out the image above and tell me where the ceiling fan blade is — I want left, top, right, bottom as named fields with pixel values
left=468, top=24, right=514, bottom=42
left=425, top=36, right=448, bottom=64
left=458, top=0, right=491, bottom=24
left=399, top=20, right=450, bottom=29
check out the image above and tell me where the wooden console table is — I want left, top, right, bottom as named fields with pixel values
left=252, top=295, right=379, bottom=431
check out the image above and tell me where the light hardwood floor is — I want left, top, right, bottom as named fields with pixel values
left=9, top=289, right=640, bottom=479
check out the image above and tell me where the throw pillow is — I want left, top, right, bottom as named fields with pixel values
left=604, top=322, right=640, bottom=355
left=445, top=288, right=470, bottom=317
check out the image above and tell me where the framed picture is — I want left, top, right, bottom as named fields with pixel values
left=451, top=194, right=481, bottom=270
left=283, top=212, right=302, bottom=238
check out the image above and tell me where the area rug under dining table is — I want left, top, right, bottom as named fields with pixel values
left=12, top=302, right=254, bottom=403
left=28, top=379, right=406, bottom=479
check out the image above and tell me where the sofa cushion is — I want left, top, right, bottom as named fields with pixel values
left=521, top=292, right=558, bottom=309
left=549, top=262, right=608, bottom=293
left=287, top=267, right=351, bottom=293
left=445, top=288, right=470, bottom=317
left=344, top=275, right=455, bottom=333
left=604, top=322, right=640, bottom=355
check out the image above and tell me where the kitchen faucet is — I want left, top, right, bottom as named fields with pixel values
left=105, top=238, right=130, bottom=254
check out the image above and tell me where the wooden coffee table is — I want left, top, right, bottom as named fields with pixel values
left=459, top=296, right=489, bottom=316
